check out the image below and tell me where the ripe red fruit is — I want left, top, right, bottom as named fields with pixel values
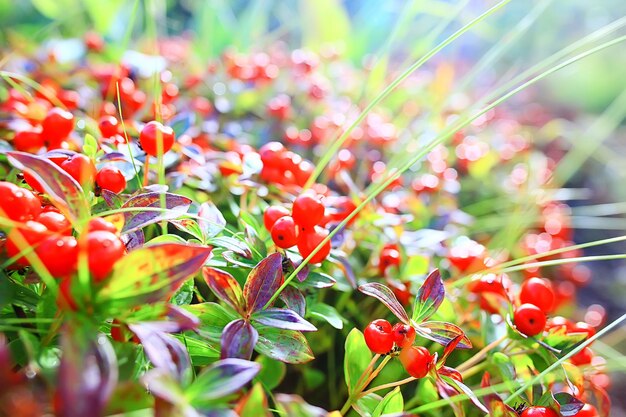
left=6, top=221, right=49, bottom=267
left=469, top=274, right=511, bottom=314
left=520, top=406, right=559, bottom=417
left=35, top=211, right=72, bottom=235
left=13, top=130, right=44, bottom=153
left=57, top=276, right=77, bottom=311
left=513, top=304, right=547, bottom=337
left=41, top=107, right=74, bottom=145
left=36, top=236, right=78, bottom=277
left=263, top=205, right=290, bottom=231
left=379, top=246, right=401, bottom=276
left=96, top=166, right=126, bottom=194
left=86, top=231, right=125, bottom=282
left=399, top=346, right=432, bottom=379
left=572, top=322, right=596, bottom=340
left=292, top=192, right=324, bottom=228
left=392, top=324, right=416, bottom=348
left=271, top=216, right=299, bottom=249
left=87, top=217, right=118, bottom=234
left=576, top=404, right=599, bottom=417
left=60, top=154, right=96, bottom=187
left=520, top=277, right=555, bottom=313
left=139, top=121, right=175, bottom=156
left=99, top=115, right=120, bottom=138
left=570, top=347, right=593, bottom=366
left=297, top=227, right=331, bottom=264
left=259, top=141, right=286, bottom=168
left=0, top=182, right=42, bottom=221
left=364, top=319, right=394, bottom=354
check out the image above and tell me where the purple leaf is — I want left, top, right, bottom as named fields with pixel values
left=141, top=369, right=186, bottom=406
left=188, top=358, right=260, bottom=401
left=220, top=319, right=258, bottom=360
left=440, top=375, right=489, bottom=414
left=99, top=243, right=211, bottom=307
left=554, top=393, right=585, bottom=416
left=412, top=269, right=445, bottom=323
left=274, top=394, right=328, bottom=417
left=101, top=189, right=125, bottom=208
left=279, top=286, right=306, bottom=317
left=129, top=323, right=191, bottom=381
left=198, top=202, right=226, bottom=239
left=7, top=151, right=89, bottom=221
left=121, top=229, right=145, bottom=250
left=243, top=253, right=284, bottom=313
left=416, top=321, right=472, bottom=349
left=332, top=256, right=357, bottom=288
left=121, top=192, right=192, bottom=233
left=166, top=305, right=200, bottom=331
left=358, top=282, right=409, bottom=324
left=255, top=327, right=314, bottom=364
left=252, top=308, right=317, bottom=332
left=284, top=258, right=310, bottom=283
left=56, top=330, right=117, bottom=417
left=202, top=267, right=246, bottom=315
left=435, top=376, right=466, bottom=417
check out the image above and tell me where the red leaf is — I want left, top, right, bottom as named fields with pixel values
left=412, top=269, right=445, bottom=323
left=358, top=282, right=409, bottom=324
left=203, top=267, right=246, bottom=315
left=437, top=334, right=464, bottom=368
left=243, top=253, right=284, bottom=313
left=121, top=192, right=192, bottom=233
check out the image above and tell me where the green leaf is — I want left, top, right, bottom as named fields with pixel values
left=255, top=327, right=314, bottom=364
left=344, top=328, right=372, bottom=394
left=300, top=0, right=350, bottom=51
left=185, top=302, right=237, bottom=342
left=83, top=134, right=98, bottom=159
left=544, top=328, right=587, bottom=353
left=180, top=335, right=220, bottom=366
left=0, top=274, right=39, bottom=310
left=170, top=278, right=194, bottom=306
left=354, top=393, right=383, bottom=417
left=309, top=303, right=344, bottom=329
left=254, top=355, right=287, bottom=390
left=372, top=387, right=403, bottom=417
left=238, top=383, right=270, bottom=417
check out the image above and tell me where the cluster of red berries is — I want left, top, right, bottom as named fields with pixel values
left=521, top=403, right=599, bottom=417
left=258, top=141, right=314, bottom=187
left=0, top=181, right=125, bottom=283
left=9, top=105, right=75, bottom=153
left=264, top=191, right=331, bottom=264
left=364, top=319, right=433, bottom=379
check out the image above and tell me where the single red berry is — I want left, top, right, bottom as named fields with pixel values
left=0, top=182, right=42, bottom=221
left=86, top=231, right=125, bottom=282
left=87, top=217, right=118, bottom=234
left=13, top=130, right=44, bottom=153
left=139, top=121, right=175, bottom=156
left=469, top=274, right=510, bottom=314
left=576, top=404, right=599, bottom=417
left=364, top=319, right=394, bottom=354
left=520, top=406, right=559, bottom=417
left=271, top=216, right=299, bottom=249
left=259, top=141, right=286, bottom=168
left=392, top=323, right=416, bottom=348
left=513, top=303, right=547, bottom=337
left=292, top=192, right=325, bottom=228
left=60, top=154, right=96, bottom=187
left=35, top=211, right=72, bottom=235
left=23, top=171, right=45, bottom=193
left=6, top=221, right=49, bottom=267
left=96, top=166, right=126, bottom=194
left=36, top=236, right=78, bottom=278
left=520, top=277, right=555, bottom=313
left=41, top=107, right=74, bottom=145
left=399, top=346, right=432, bottom=379
left=572, top=322, right=596, bottom=341
left=570, top=347, right=593, bottom=366
left=263, top=205, right=290, bottom=231
left=297, top=226, right=331, bottom=264
left=379, top=247, right=401, bottom=276
left=99, top=115, right=120, bottom=138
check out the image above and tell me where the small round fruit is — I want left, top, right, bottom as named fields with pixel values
left=35, top=211, right=72, bottom=235
left=364, top=319, right=394, bottom=354
left=392, top=323, right=416, bottom=348
left=0, top=182, right=42, bottom=221
left=42, top=107, right=74, bottom=144
left=572, top=322, right=596, bottom=340
left=87, top=217, right=118, bottom=234
left=98, top=115, right=119, bottom=138
left=520, top=277, right=555, bottom=313
left=379, top=246, right=401, bottom=276
left=520, top=406, right=559, bottom=417
left=36, top=236, right=78, bottom=278
left=6, top=221, right=49, bottom=267
left=13, top=130, right=44, bottom=153
left=399, top=346, right=432, bottom=379
left=271, top=216, right=299, bottom=249
left=60, top=154, right=96, bottom=187
left=139, top=121, right=175, bottom=156
left=570, top=347, right=593, bottom=366
left=86, top=231, right=125, bottom=282
left=576, top=404, right=599, bottom=417
left=263, top=205, right=290, bottom=231
left=297, top=227, right=331, bottom=264
left=292, top=192, right=325, bottom=228
left=513, top=303, right=547, bottom=337
left=96, top=166, right=126, bottom=194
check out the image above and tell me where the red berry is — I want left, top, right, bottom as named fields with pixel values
left=13, top=130, right=44, bottom=153
left=0, top=182, right=42, bottom=221
left=259, top=141, right=286, bottom=168
left=41, top=107, right=74, bottom=145
left=297, top=226, right=331, bottom=264
left=57, top=276, right=77, bottom=311
left=263, top=205, right=290, bottom=231
left=36, top=236, right=78, bottom=278
left=570, top=347, right=593, bottom=366
left=576, top=404, right=599, bottom=417
left=96, top=166, right=126, bottom=194
left=379, top=246, right=401, bottom=276
left=271, top=216, right=299, bottom=249
left=87, top=217, right=118, bottom=234
left=392, top=324, right=416, bottom=348
left=399, top=346, right=432, bottom=379
left=35, top=211, right=72, bottom=235
left=86, top=231, right=125, bottom=282
left=292, top=192, right=324, bottom=228
left=572, top=322, right=596, bottom=340
left=469, top=274, right=510, bottom=314
left=520, top=277, right=555, bottom=313
left=99, top=115, right=120, bottom=138
left=6, top=221, right=49, bottom=267
left=513, top=303, right=547, bottom=337
left=364, top=319, right=394, bottom=354
left=23, top=171, right=45, bottom=193
left=60, top=154, right=96, bottom=187
left=139, top=121, right=175, bottom=156
left=520, top=406, right=559, bottom=417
